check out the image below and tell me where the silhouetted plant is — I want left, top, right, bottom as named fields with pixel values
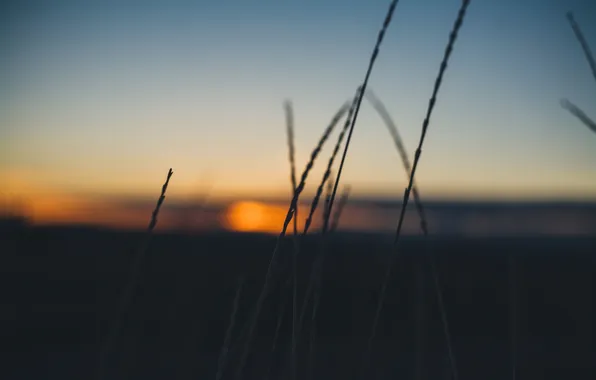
left=284, top=100, right=300, bottom=380
left=560, top=12, right=595, bottom=135
left=329, top=185, right=350, bottom=233
left=234, top=101, right=349, bottom=380
left=215, top=276, right=245, bottom=380
left=363, top=1, right=472, bottom=378
left=365, top=88, right=457, bottom=378
left=97, top=168, right=174, bottom=380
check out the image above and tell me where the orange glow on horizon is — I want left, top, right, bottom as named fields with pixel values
left=224, top=201, right=289, bottom=233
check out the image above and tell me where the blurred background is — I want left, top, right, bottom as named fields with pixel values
left=2, top=0, right=596, bottom=237
left=2, top=1, right=596, bottom=380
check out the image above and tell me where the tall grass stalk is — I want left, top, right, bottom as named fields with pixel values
left=298, top=0, right=401, bottom=346
left=96, top=168, right=174, bottom=380
left=323, top=171, right=334, bottom=226
left=229, top=103, right=347, bottom=372
left=285, top=100, right=298, bottom=204
left=560, top=99, right=596, bottom=134
left=566, top=12, right=596, bottom=83
left=509, top=255, right=517, bottom=380
left=365, top=89, right=428, bottom=233
left=561, top=13, right=596, bottom=134
left=300, top=183, right=351, bottom=336
left=365, top=89, right=457, bottom=377
left=302, top=89, right=360, bottom=237
left=284, top=100, right=300, bottom=380
left=295, top=89, right=359, bottom=378
left=264, top=285, right=289, bottom=380
left=363, top=1, right=471, bottom=377
left=296, top=11, right=400, bottom=375
left=324, top=0, right=399, bottom=234
left=234, top=102, right=349, bottom=380
left=329, top=185, right=351, bottom=233
left=253, top=99, right=356, bottom=380
left=301, top=2, right=402, bottom=361
left=297, top=89, right=361, bottom=337
left=304, top=184, right=351, bottom=377
left=215, top=276, right=245, bottom=380
left=413, top=255, right=426, bottom=380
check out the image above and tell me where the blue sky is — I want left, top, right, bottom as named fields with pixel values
left=2, top=0, right=596, bottom=203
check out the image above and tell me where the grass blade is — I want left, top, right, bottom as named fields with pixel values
left=323, top=171, right=334, bottom=227
left=560, top=13, right=595, bottom=135
left=215, top=276, right=245, bottom=380
left=561, top=98, right=596, bottom=134
left=366, top=88, right=457, bottom=380
left=298, top=5, right=402, bottom=373
left=97, top=168, right=174, bottom=380
left=364, top=1, right=472, bottom=378
left=509, top=255, right=517, bottom=380
left=566, top=12, right=596, bottom=84
left=324, top=0, right=399, bottom=234
left=302, top=90, right=360, bottom=237
left=264, top=285, right=288, bottom=380
left=329, top=185, right=351, bottom=233
left=297, top=90, right=361, bottom=337
left=284, top=100, right=300, bottom=380
left=234, top=102, right=349, bottom=380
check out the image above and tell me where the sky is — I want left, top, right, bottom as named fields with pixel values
left=1, top=0, right=596, bottom=227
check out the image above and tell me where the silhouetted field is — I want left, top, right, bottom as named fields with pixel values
left=0, top=223, right=594, bottom=380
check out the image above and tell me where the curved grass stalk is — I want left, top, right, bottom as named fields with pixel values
left=365, top=89, right=457, bottom=378
left=234, top=102, right=349, bottom=380
left=363, top=1, right=472, bottom=378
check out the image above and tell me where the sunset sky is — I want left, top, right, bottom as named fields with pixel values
left=2, top=0, right=596, bottom=228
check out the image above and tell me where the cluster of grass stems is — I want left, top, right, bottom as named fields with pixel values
left=94, top=7, right=596, bottom=380
left=93, top=0, right=568, bottom=378
left=227, top=1, right=472, bottom=379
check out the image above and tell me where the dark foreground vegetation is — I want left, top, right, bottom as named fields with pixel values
left=1, top=224, right=593, bottom=380
left=1, top=0, right=594, bottom=378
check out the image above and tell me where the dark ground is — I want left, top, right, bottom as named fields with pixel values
left=0, top=223, right=594, bottom=379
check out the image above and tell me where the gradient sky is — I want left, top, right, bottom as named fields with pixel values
left=2, top=0, right=596, bottom=207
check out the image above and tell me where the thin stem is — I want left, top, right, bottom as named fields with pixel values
left=302, top=91, right=360, bottom=237
left=284, top=100, right=300, bottom=380
left=96, top=168, right=174, bottom=380
left=560, top=13, right=595, bottom=135
left=299, top=3, right=401, bottom=370
left=561, top=98, right=596, bottom=134
left=298, top=90, right=360, bottom=337
left=329, top=185, right=351, bottom=233
left=324, top=0, right=399, bottom=235
left=365, top=89, right=428, bottom=233
left=566, top=12, right=596, bottom=84
left=364, top=1, right=471, bottom=378
left=509, top=255, right=517, bottom=380
left=264, top=286, right=288, bottom=380
left=308, top=291, right=317, bottom=380
left=366, top=89, right=456, bottom=379
left=323, top=171, right=335, bottom=227
left=216, top=276, right=245, bottom=380
left=234, top=103, right=349, bottom=380
left=414, top=259, right=426, bottom=380
left=285, top=100, right=298, bottom=195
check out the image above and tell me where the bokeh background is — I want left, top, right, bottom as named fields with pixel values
left=2, top=2, right=596, bottom=379
left=2, top=0, right=596, bottom=234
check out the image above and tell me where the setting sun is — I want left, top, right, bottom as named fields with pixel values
left=224, top=201, right=289, bottom=233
